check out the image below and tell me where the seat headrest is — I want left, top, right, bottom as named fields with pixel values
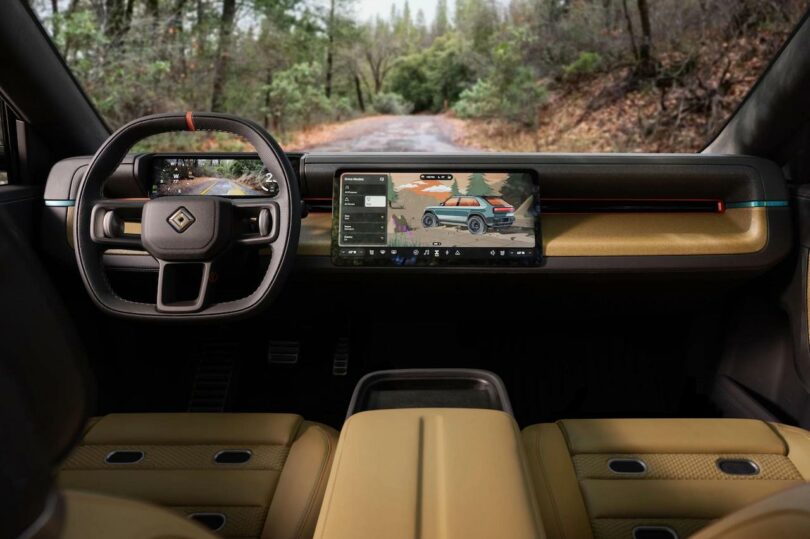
left=0, top=211, right=91, bottom=538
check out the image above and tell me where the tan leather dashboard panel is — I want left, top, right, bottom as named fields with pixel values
left=298, top=212, right=331, bottom=256
left=298, top=208, right=768, bottom=258
left=542, top=207, right=766, bottom=256
left=313, top=408, right=544, bottom=539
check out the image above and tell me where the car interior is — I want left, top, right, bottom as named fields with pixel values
left=4, top=1, right=810, bottom=539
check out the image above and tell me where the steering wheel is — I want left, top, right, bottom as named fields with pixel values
left=74, top=112, right=300, bottom=320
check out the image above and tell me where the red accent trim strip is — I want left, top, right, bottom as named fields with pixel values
left=541, top=197, right=722, bottom=203
left=185, top=111, right=196, bottom=131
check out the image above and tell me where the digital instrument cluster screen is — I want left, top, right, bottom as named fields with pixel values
left=150, top=157, right=278, bottom=198
left=332, top=171, right=540, bottom=266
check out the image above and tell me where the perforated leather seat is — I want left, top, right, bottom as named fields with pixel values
left=1, top=210, right=225, bottom=539
left=0, top=207, right=336, bottom=539
left=59, top=413, right=337, bottom=539
left=522, top=418, right=810, bottom=539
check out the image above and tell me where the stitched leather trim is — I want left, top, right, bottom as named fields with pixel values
left=293, top=426, right=335, bottom=539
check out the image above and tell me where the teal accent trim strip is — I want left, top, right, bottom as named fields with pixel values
left=44, top=199, right=75, bottom=207
left=726, top=200, right=788, bottom=209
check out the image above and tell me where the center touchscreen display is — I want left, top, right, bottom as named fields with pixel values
left=333, top=171, right=539, bottom=266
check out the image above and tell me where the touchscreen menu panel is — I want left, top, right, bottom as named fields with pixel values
left=333, top=171, right=539, bottom=266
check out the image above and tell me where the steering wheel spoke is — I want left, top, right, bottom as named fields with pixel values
left=230, top=199, right=280, bottom=245
left=156, top=260, right=211, bottom=313
left=89, top=199, right=145, bottom=248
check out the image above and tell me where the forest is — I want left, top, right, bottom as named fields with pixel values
left=32, top=0, right=809, bottom=152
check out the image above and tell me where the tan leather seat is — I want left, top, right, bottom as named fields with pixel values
left=60, top=490, right=220, bottom=539
left=522, top=418, right=810, bottom=539
left=692, top=483, right=810, bottom=539
left=59, top=413, right=338, bottom=539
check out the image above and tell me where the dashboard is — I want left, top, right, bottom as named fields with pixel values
left=42, top=151, right=791, bottom=276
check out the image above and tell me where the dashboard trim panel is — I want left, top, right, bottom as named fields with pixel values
left=43, top=152, right=792, bottom=275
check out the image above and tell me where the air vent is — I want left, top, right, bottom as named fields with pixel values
left=189, top=513, right=226, bottom=532
left=541, top=198, right=723, bottom=214
left=608, top=458, right=647, bottom=474
left=214, top=450, right=252, bottom=464
left=105, top=450, right=144, bottom=464
left=717, top=459, right=759, bottom=476
left=633, top=527, right=678, bottom=539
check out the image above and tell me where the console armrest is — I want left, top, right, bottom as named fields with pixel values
left=313, top=408, right=544, bottom=539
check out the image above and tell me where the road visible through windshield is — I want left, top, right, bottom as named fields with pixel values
left=289, top=115, right=469, bottom=153
left=31, top=1, right=808, bottom=154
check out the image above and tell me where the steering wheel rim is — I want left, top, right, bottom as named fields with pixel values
left=74, top=112, right=300, bottom=321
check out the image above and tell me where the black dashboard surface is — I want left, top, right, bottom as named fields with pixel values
left=42, top=152, right=791, bottom=275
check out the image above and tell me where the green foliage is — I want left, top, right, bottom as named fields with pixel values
left=32, top=0, right=807, bottom=151
left=387, top=33, right=476, bottom=113
left=371, top=92, right=414, bottom=115
left=454, top=30, right=547, bottom=127
left=386, top=56, right=434, bottom=112
left=263, top=63, right=331, bottom=131
left=450, top=179, right=460, bottom=196
left=465, top=173, right=493, bottom=196
left=219, top=158, right=265, bottom=178
left=563, top=52, right=604, bottom=82
left=454, top=0, right=499, bottom=55
left=387, top=179, right=399, bottom=203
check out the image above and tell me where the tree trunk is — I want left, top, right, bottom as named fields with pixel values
left=211, top=0, right=236, bottom=112
left=169, top=0, right=188, bottom=37
left=104, top=0, right=124, bottom=40
left=264, top=72, right=273, bottom=130
left=354, top=73, right=365, bottom=112
left=145, top=0, right=159, bottom=30
left=602, top=0, right=613, bottom=31
left=50, top=0, right=59, bottom=40
left=122, top=0, right=135, bottom=35
left=636, top=0, right=655, bottom=76
left=325, top=0, right=336, bottom=97
left=621, top=0, right=638, bottom=61
left=62, top=0, right=81, bottom=59
left=104, top=0, right=132, bottom=42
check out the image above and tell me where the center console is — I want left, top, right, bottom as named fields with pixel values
left=332, top=170, right=541, bottom=266
left=312, top=369, right=543, bottom=539
left=314, top=407, right=542, bottom=539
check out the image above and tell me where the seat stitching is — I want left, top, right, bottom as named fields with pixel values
left=557, top=420, right=576, bottom=454
left=532, top=426, right=568, bottom=539
left=289, top=416, right=306, bottom=444
left=764, top=421, right=790, bottom=456
left=556, top=422, right=598, bottom=539
left=292, top=425, right=335, bottom=539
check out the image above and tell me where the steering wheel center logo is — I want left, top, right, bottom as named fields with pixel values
left=167, top=207, right=196, bottom=233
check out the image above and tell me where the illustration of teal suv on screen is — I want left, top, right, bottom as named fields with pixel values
left=421, top=196, right=516, bottom=235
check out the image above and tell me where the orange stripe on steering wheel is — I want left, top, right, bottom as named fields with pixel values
left=185, top=111, right=196, bottom=131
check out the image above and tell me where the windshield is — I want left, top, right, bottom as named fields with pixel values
left=33, top=0, right=807, bottom=153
